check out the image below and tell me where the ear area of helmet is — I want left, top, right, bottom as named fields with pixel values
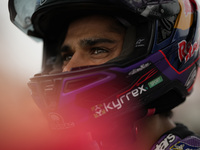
left=107, top=20, right=156, bottom=67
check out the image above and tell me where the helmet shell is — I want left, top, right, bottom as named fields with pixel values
left=9, top=0, right=200, bottom=132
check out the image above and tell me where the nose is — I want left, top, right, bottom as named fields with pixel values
left=62, top=52, right=86, bottom=72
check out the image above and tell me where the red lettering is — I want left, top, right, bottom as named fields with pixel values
left=183, top=0, right=194, bottom=16
left=193, top=42, right=198, bottom=53
left=178, top=40, right=199, bottom=63
left=185, top=43, right=193, bottom=62
left=178, top=40, right=186, bottom=61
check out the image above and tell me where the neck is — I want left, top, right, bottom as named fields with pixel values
left=133, top=114, right=176, bottom=150
left=99, top=114, right=176, bottom=150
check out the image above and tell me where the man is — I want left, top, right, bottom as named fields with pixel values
left=60, top=15, right=125, bottom=72
left=8, top=0, right=200, bottom=149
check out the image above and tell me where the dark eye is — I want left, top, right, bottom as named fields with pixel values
left=62, top=54, right=73, bottom=62
left=91, top=47, right=109, bottom=55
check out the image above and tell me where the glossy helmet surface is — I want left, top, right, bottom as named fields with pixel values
left=9, top=0, right=200, bottom=131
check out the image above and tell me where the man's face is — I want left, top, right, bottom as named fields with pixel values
left=60, top=15, right=125, bottom=72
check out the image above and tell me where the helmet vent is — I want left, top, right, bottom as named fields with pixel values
left=63, top=74, right=107, bottom=93
left=157, top=15, right=177, bottom=43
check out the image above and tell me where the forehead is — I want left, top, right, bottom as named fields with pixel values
left=66, top=15, right=125, bottom=37
left=60, top=15, right=126, bottom=49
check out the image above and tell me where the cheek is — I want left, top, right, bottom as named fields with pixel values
left=89, top=59, right=108, bottom=65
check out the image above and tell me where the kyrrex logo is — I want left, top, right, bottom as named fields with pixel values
left=92, top=68, right=158, bottom=118
left=92, top=85, right=148, bottom=118
left=104, top=85, right=147, bottom=112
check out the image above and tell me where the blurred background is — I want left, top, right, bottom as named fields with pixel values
left=0, top=1, right=49, bottom=149
left=0, top=0, right=200, bottom=149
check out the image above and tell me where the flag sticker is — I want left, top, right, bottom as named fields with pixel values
left=148, top=76, right=163, bottom=88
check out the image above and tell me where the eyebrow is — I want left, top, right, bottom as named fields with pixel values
left=60, top=38, right=116, bottom=53
left=80, top=38, right=116, bottom=47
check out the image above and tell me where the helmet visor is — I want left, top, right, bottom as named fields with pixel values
left=9, top=0, right=180, bottom=38
left=8, top=0, right=38, bottom=35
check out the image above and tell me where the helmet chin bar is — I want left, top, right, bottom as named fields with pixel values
left=28, top=52, right=190, bottom=148
left=28, top=48, right=190, bottom=127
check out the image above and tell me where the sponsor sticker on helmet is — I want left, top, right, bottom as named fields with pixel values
left=135, top=39, right=145, bottom=47
left=148, top=76, right=163, bottom=88
left=128, top=62, right=151, bottom=75
left=178, top=40, right=199, bottom=62
left=170, top=141, right=200, bottom=149
left=91, top=104, right=106, bottom=118
left=154, top=134, right=176, bottom=150
left=91, top=84, right=148, bottom=118
left=91, top=68, right=158, bottom=118
left=183, top=0, right=194, bottom=16
left=175, top=0, right=194, bottom=30
left=185, top=67, right=197, bottom=89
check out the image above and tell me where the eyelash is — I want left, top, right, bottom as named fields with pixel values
left=62, top=54, right=73, bottom=62
left=90, top=47, right=109, bottom=55
left=61, top=47, right=109, bottom=62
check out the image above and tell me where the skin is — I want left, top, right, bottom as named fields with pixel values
left=133, top=114, right=176, bottom=150
left=59, top=15, right=176, bottom=149
left=61, top=15, right=125, bottom=72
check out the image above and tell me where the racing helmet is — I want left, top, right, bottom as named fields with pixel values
left=9, top=0, right=200, bottom=133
